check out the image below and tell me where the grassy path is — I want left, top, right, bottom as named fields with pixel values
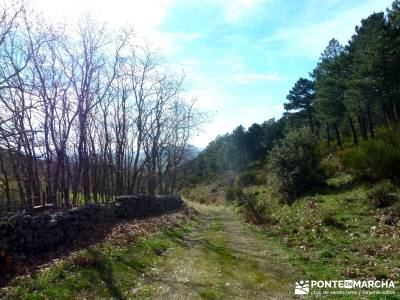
left=134, top=205, right=298, bottom=299
left=2, top=205, right=299, bottom=299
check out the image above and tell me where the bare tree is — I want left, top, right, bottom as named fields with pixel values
left=0, top=7, right=201, bottom=212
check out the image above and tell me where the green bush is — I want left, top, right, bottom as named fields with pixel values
left=269, top=128, right=326, bottom=203
left=321, top=154, right=342, bottom=178
left=240, top=192, right=277, bottom=225
left=237, top=170, right=257, bottom=187
left=225, top=187, right=235, bottom=202
left=237, top=170, right=267, bottom=187
left=367, top=180, right=399, bottom=208
left=376, top=126, right=400, bottom=146
left=218, top=171, right=237, bottom=187
left=340, top=139, right=400, bottom=182
left=225, top=186, right=243, bottom=202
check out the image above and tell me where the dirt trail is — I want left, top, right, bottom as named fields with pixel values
left=132, top=205, right=298, bottom=299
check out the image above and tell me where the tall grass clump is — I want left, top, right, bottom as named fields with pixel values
left=367, top=180, right=399, bottom=208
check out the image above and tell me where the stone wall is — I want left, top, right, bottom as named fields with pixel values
left=114, top=195, right=184, bottom=219
left=0, top=195, right=183, bottom=256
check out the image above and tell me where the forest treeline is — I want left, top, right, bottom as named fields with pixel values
left=185, top=1, right=400, bottom=185
left=0, top=2, right=201, bottom=211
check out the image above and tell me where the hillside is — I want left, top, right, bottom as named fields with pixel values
left=184, top=172, right=400, bottom=283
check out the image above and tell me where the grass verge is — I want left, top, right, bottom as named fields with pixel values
left=237, top=174, right=400, bottom=299
left=0, top=219, right=198, bottom=300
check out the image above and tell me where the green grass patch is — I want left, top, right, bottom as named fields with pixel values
left=241, top=174, right=400, bottom=298
left=181, top=183, right=226, bottom=205
left=1, top=220, right=198, bottom=300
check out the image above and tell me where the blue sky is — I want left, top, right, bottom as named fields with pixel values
left=33, top=0, right=394, bottom=147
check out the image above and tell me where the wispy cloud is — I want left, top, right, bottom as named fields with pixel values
left=165, top=32, right=202, bottom=43
left=150, top=31, right=202, bottom=55
left=261, top=0, right=393, bottom=59
left=221, top=0, right=273, bottom=22
left=232, top=72, right=282, bottom=84
left=31, top=0, right=177, bottom=32
left=191, top=102, right=284, bottom=147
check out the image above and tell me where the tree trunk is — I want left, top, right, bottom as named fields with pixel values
left=347, top=115, right=358, bottom=145
left=326, top=122, right=330, bottom=147
left=366, top=103, right=375, bottom=138
left=307, top=110, right=314, bottom=133
left=333, top=122, right=342, bottom=149
left=357, top=114, right=368, bottom=141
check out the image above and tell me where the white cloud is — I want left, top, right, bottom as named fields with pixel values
left=214, top=54, right=246, bottom=72
left=170, top=32, right=202, bottom=42
left=189, top=90, right=226, bottom=110
left=150, top=31, right=201, bottom=55
left=30, top=0, right=204, bottom=57
left=190, top=103, right=284, bottom=148
left=184, top=72, right=231, bottom=110
left=30, top=0, right=176, bottom=32
left=180, top=59, right=201, bottom=67
left=240, top=104, right=284, bottom=123
left=191, top=118, right=236, bottom=148
left=232, top=72, right=281, bottom=84
left=261, top=0, right=393, bottom=59
left=221, top=0, right=272, bottom=22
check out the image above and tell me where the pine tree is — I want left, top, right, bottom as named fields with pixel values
left=284, top=78, right=316, bottom=133
left=313, top=39, right=346, bottom=148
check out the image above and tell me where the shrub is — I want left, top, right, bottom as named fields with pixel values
left=340, top=139, right=400, bottom=182
left=241, top=192, right=277, bottom=225
left=367, top=180, right=399, bottom=208
left=237, top=170, right=267, bottom=187
left=225, top=186, right=236, bottom=202
left=219, top=171, right=236, bottom=187
left=237, top=170, right=257, bottom=187
left=225, top=186, right=243, bottom=202
left=321, top=154, right=342, bottom=178
left=0, top=217, right=14, bottom=229
left=269, top=128, right=326, bottom=203
left=198, top=196, right=207, bottom=204
left=376, top=126, right=400, bottom=146
left=387, top=202, right=400, bottom=218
